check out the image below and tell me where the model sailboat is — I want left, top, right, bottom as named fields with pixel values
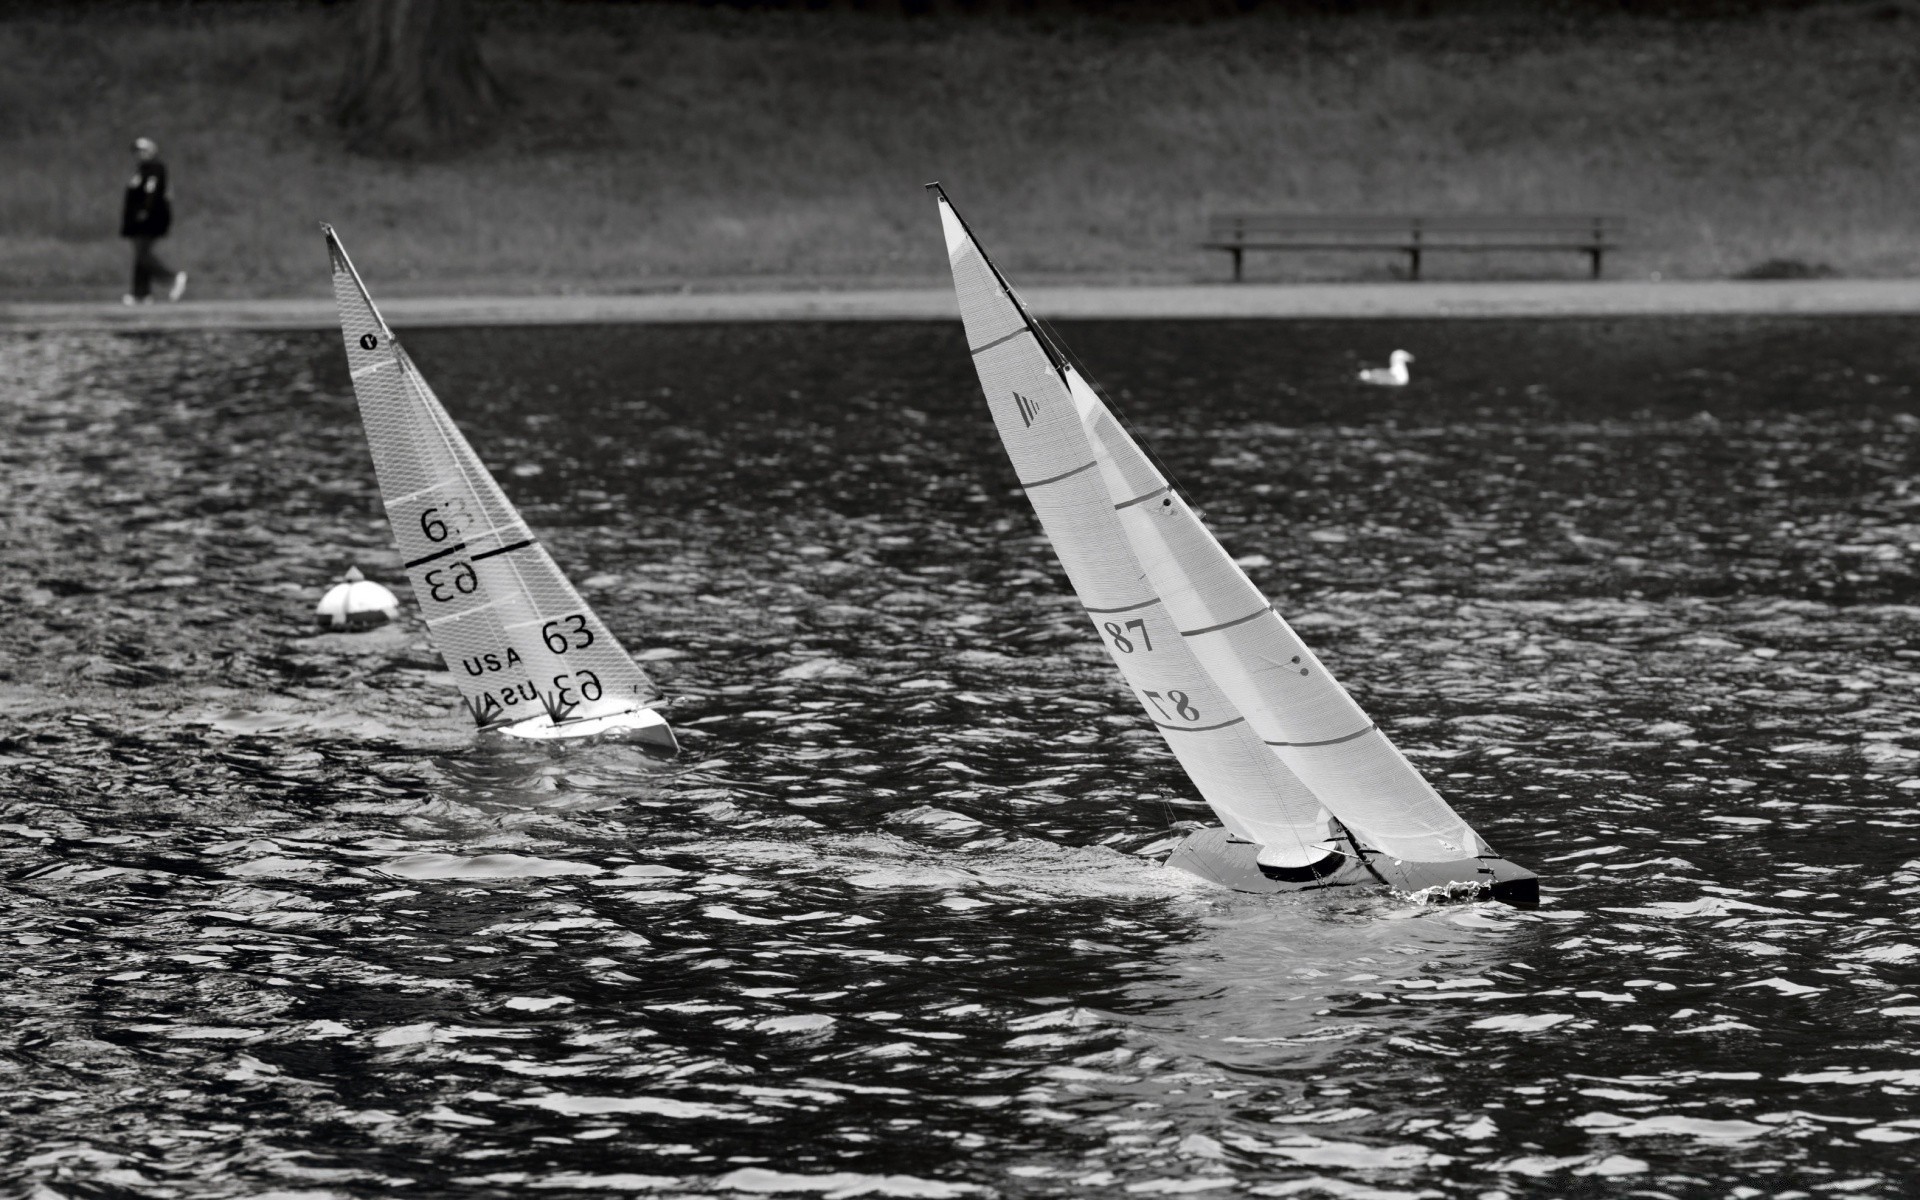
left=324, top=225, right=677, bottom=750
left=930, top=186, right=1533, bottom=904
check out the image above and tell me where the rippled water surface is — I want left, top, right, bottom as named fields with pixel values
left=3, top=317, right=1919, bottom=1199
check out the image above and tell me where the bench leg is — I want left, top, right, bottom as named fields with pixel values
left=1590, top=248, right=1602, bottom=280
left=1409, top=248, right=1421, bottom=282
left=1231, top=248, right=1243, bottom=283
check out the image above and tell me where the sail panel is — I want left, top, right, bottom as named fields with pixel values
left=1075, top=387, right=1490, bottom=863
left=939, top=195, right=1332, bottom=866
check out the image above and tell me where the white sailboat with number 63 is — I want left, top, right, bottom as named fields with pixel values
left=324, top=224, right=677, bottom=749
left=929, top=185, right=1533, bottom=905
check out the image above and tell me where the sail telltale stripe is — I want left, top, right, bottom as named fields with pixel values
left=1179, top=604, right=1274, bottom=638
left=1020, top=460, right=1099, bottom=490
left=405, top=543, right=467, bottom=569
left=471, top=538, right=535, bottom=562
left=1265, top=725, right=1377, bottom=749
left=1085, top=597, right=1163, bottom=615
left=1151, top=715, right=1249, bottom=733
left=970, top=328, right=1027, bottom=357
left=1114, top=484, right=1174, bottom=510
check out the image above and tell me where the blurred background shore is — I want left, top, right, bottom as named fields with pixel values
left=6, top=0, right=1919, bottom=301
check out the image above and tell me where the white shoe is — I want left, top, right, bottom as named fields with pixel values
left=121, top=294, right=136, bottom=306
left=168, top=271, right=188, bottom=302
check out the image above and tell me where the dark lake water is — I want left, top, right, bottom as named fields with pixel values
left=2, top=317, right=1919, bottom=1199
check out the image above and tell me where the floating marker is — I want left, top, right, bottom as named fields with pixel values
left=315, top=566, right=400, bottom=631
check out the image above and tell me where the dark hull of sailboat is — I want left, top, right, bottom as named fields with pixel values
left=1165, top=827, right=1539, bottom=908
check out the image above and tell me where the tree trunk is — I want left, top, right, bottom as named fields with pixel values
left=335, top=0, right=503, bottom=156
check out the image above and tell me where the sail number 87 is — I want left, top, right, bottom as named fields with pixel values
left=1103, top=618, right=1153, bottom=654
left=542, top=613, right=595, bottom=654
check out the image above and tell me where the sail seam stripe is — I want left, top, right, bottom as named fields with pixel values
left=429, top=602, right=502, bottom=627
left=1179, top=604, right=1274, bottom=637
left=1265, top=724, right=1377, bottom=749
left=1151, top=716, right=1247, bottom=733
left=471, top=538, right=536, bottom=562
left=404, top=542, right=468, bottom=569
left=351, top=359, right=394, bottom=379
left=391, top=482, right=461, bottom=506
left=968, top=328, right=1027, bottom=357
left=1114, top=484, right=1173, bottom=510
left=1019, top=460, right=1098, bottom=489
left=1085, top=597, right=1162, bottom=615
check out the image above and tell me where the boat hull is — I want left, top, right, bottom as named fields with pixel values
left=494, top=706, right=679, bottom=751
left=1165, top=827, right=1538, bottom=907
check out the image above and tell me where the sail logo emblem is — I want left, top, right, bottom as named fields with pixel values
left=1012, top=391, right=1040, bottom=428
left=359, top=333, right=379, bottom=350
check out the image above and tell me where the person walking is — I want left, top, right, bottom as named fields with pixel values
left=121, top=136, right=187, bottom=304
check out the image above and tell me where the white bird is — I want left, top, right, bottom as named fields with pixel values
left=1358, top=349, right=1414, bottom=387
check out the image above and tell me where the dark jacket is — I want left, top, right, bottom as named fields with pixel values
left=121, top=161, right=171, bottom=239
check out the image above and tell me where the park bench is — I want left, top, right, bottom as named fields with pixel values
left=1203, top=214, right=1625, bottom=282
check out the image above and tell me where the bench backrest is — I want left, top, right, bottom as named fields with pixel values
left=1208, top=214, right=1624, bottom=242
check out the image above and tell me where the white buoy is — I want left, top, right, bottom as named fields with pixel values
left=1358, top=349, right=1414, bottom=387
left=315, top=566, right=400, bottom=631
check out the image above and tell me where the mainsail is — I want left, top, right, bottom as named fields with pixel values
left=932, top=186, right=1534, bottom=903
left=325, top=225, right=676, bottom=749
left=931, top=192, right=1334, bottom=870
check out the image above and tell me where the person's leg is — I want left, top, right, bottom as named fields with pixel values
left=134, top=237, right=180, bottom=300
left=144, top=240, right=174, bottom=281
left=144, top=239, right=186, bottom=301
left=129, top=238, right=151, bottom=300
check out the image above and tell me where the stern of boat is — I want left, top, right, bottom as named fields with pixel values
left=494, top=706, right=680, bottom=752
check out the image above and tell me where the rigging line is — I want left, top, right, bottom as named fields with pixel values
left=1157, top=791, right=1179, bottom=836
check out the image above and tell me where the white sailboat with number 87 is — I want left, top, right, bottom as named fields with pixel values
left=929, top=185, right=1533, bottom=905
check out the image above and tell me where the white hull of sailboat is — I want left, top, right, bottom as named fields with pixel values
left=325, top=223, right=679, bottom=758
left=495, top=705, right=678, bottom=749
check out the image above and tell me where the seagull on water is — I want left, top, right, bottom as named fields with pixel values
left=1358, top=349, right=1414, bottom=387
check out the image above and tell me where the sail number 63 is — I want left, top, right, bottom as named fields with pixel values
left=419, top=498, right=472, bottom=543
left=542, top=613, right=595, bottom=654
left=424, top=561, right=477, bottom=601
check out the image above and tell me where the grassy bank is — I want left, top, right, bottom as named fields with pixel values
left=4, top=1, right=1919, bottom=299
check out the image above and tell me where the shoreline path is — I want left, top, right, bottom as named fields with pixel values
left=4, top=279, right=1918, bottom=331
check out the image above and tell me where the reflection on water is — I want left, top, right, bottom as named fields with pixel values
left=1, top=318, right=1917, bottom=1198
